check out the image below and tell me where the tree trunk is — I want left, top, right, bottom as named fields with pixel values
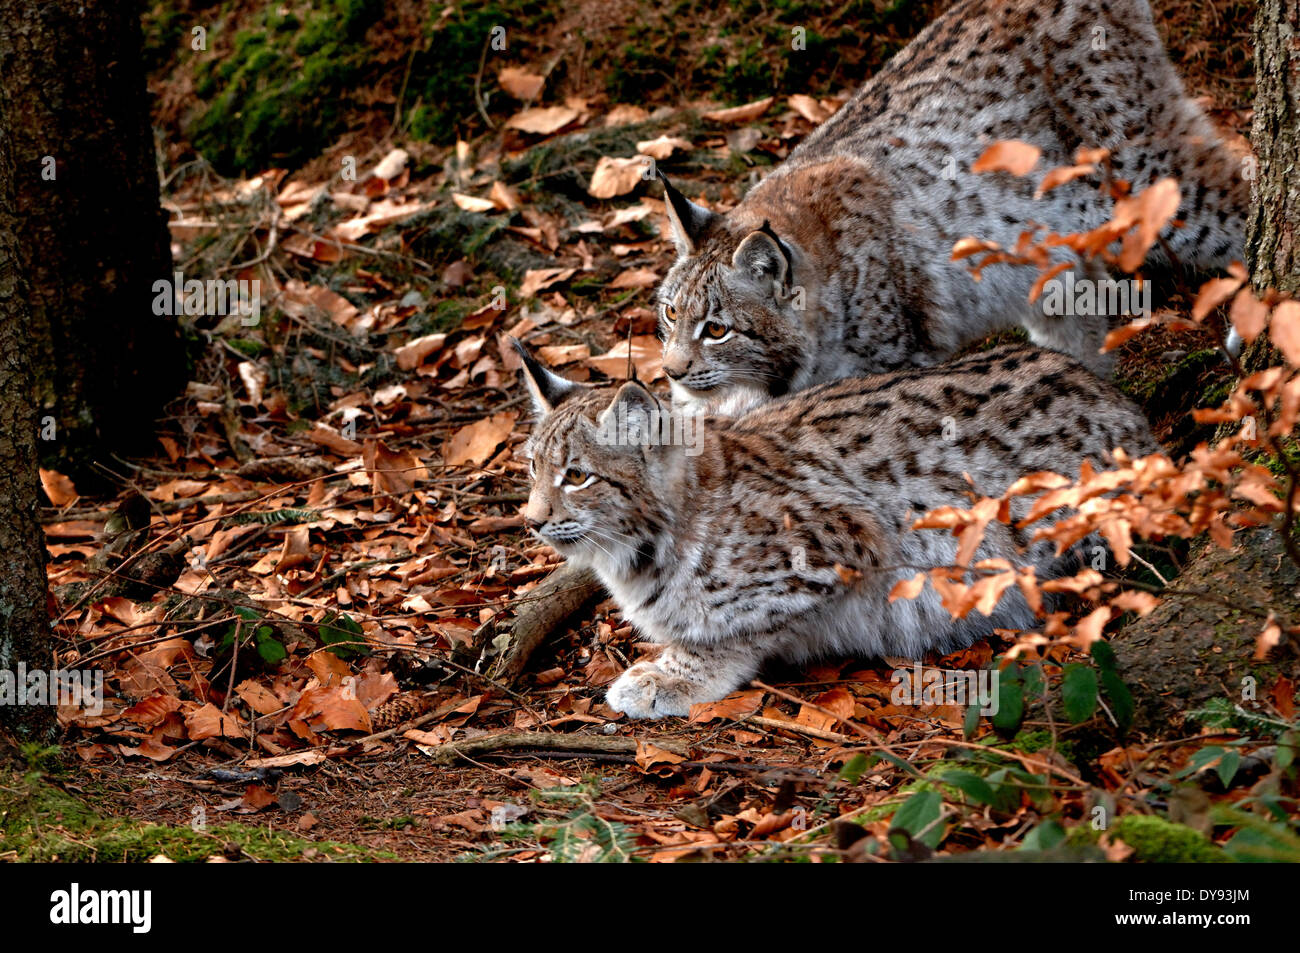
left=0, top=96, right=55, bottom=742
left=1245, top=0, right=1300, bottom=297
left=0, top=0, right=183, bottom=481
left=1114, top=0, right=1300, bottom=733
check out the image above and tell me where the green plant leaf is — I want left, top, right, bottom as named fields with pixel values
left=1100, top=668, right=1134, bottom=731
left=890, top=790, right=944, bottom=849
left=1061, top=663, right=1099, bottom=724
left=941, top=770, right=996, bottom=807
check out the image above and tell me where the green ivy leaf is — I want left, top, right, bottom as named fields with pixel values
left=992, top=678, right=1024, bottom=736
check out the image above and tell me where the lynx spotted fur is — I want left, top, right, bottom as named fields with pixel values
left=514, top=341, right=1157, bottom=718
left=656, top=0, right=1247, bottom=415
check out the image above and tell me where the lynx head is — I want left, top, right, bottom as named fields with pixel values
left=656, top=171, right=813, bottom=416
left=512, top=339, right=685, bottom=575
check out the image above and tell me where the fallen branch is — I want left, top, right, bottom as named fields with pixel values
left=423, top=730, right=688, bottom=766
left=474, top=564, right=603, bottom=685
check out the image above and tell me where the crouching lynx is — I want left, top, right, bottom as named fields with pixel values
left=514, top=340, right=1157, bottom=718
left=656, top=0, right=1247, bottom=415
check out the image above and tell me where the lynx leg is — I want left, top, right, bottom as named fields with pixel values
left=606, top=640, right=761, bottom=719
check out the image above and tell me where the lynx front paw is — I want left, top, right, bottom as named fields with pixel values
left=606, top=662, right=704, bottom=719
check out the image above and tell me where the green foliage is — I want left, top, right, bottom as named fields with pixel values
left=1107, top=815, right=1229, bottom=864
left=317, top=610, right=368, bottom=659
left=188, top=0, right=383, bottom=172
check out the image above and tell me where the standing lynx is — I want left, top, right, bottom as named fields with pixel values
left=656, top=0, right=1247, bottom=415
left=513, top=340, right=1157, bottom=718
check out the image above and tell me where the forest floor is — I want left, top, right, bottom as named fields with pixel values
left=8, top=0, right=1296, bottom=864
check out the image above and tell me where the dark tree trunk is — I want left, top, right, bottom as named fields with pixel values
left=1114, top=0, right=1300, bottom=734
left=0, top=97, right=55, bottom=742
left=0, top=0, right=183, bottom=480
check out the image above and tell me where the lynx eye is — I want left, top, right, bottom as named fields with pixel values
left=664, top=304, right=677, bottom=322
left=703, top=320, right=729, bottom=339
left=563, top=467, right=589, bottom=487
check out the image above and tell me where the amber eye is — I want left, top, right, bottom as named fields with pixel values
left=563, top=467, right=589, bottom=486
left=664, top=304, right=677, bottom=321
left=703, top=320, right=729, bottom=339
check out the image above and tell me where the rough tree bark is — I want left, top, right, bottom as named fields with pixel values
left=0, top=97, right=55, bottom=742
left=0, top=0, right=183, bottom=479
left=1114, top=0, right=1300, bottom=734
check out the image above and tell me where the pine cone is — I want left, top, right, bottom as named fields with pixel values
left=369, top=694, right=426, bottom=731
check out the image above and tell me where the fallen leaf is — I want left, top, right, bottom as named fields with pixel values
left=589, top=155, right=650, bottom=199
left=702, top=97, right=774, bottom=124
left=443, top=412, right=519, bottom=468
left=498, top=67, right=545, bottom=100
left=504, top=105, right=580, bottom=135
left=39, top=468, right=78, bottom=505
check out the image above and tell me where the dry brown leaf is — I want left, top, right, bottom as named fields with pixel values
left=687, top=689, right=764, bottom=723
left=443, top=412, right=519, bottom=468
left=589, top=155, right=650, bottom=199
left=519, top=267, right=576, bottom=299
left=636, top=135, right=693, bottom=160
left=702, top=96, right=774, bottom=124
left=586, top=335, right=663, bottom=381
left=185, top=703, right=244, bottom=741
left=787, top=93, right=831, bottom=123
left=38, top=468, right=78, bottom=505
left=504, top=105, right=580, bottom=135
left=498, top=67, right=545, bottom=100
left=452, top=193, right=497, bottom=213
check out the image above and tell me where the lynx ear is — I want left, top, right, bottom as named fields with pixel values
left=658, top=169, right=717, bottom=257
left=731, top=221, right=792, bottom=294
left=597, top=380, right=662, bottom=449
left=511, top=337, right=581, bottom=415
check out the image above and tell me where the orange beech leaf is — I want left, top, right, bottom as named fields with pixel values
left=1255, top=616, right=1282, bottom=661
left=1101, top=317, right=1156, bottom=352
left=1109, top=590, right=1160, bottom=616
left=888, top=572, right=927, bottom=602
left=1191, top=275, right=1243, bottom=323
left=1229, top=288, right=1269, bottom=345
left=972, top=140, right=1041, bottom=176
left=1028, top=261, right=1074, bottom=303
left=1074, top=606, right=1114, bottom=648
left=1270, top=300, right=1300, bottom=366
left=1115, top=178, right=1180, bottom=272
left=688, top=689, right=764, bottom=723
left=1035, top=163, right=1095, bottom=197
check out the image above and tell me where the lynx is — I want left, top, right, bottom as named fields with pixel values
left=513, top=340, right=1157, bottom=718
left=656, top=0, right=1247, bottom=415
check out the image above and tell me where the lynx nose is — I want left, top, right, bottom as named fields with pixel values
left=663, top=356, right=693, bottom=380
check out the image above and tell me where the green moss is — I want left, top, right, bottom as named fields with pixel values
left=1070, top=814, right=1229, bottom=863
left=1, top=768, right=389, bottom=863
left=188, top=1, right=383, bottom=173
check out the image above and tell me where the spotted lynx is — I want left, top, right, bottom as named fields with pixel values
left=514, top=340, right=1157, bottom=718
left=656, top=0, right=1247, bottom=415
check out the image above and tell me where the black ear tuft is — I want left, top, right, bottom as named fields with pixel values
left=510, top=336, right=581, bottom=414
left=658, top=169, right=719, bottom=257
